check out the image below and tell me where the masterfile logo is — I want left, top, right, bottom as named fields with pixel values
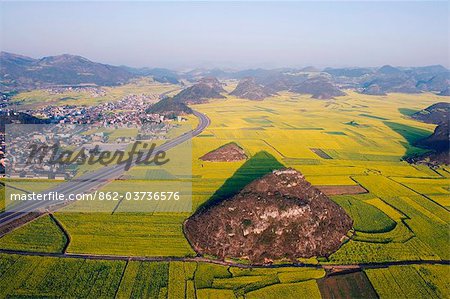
left=4, top=123, right=192, bottom=213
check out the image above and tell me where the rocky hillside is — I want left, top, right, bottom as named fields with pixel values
left=229, top=77, right=273, bottom=100
left=411, top=102, right=449, bottom=124
left=200, top=143, right=247, bottom=162
left=416, top=122, right=449, bottom=153
left=408, top=102, right=450, bottom=166
left=146, top=97, right=192, bottom=119
left=290, top=76, right=346, bottom=99
left=409, top=122, right=449, bottom=166
left=361, top=84, right=386, bottom=95
left=173, top=77, right=225, bottom=104
left=184, top=168, right=353, bottom=264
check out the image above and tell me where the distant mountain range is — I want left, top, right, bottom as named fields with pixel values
left=120, top=66, right=180, bottom=84
left=327, top=65, right=450, bottom=95
left=1, top=51, right=449, bottom=98
left=0, top=52, right=133, bottom=91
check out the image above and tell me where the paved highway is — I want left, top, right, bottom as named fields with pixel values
left=0, top=110, right=210, bottom=228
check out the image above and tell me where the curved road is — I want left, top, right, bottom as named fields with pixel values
left=0, top=110, right=210, bottom=229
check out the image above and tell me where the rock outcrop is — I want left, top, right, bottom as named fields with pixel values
left=230, top=77, right=273, bottom=100
left=184, top=168, right=353, bottom=264
left=200, top=143, right=247, bottom=162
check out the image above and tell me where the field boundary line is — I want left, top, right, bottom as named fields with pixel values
left=114, top=259, right=129, bottom=299
left=0, top=248, right=448, bottom=269
left=260, top=139, right=285, bottom=158
left=387, top=176, right=450, bottom=214
left=48, top=213, right=71, bottom=254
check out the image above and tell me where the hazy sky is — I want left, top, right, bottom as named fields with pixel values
left=0, top=1, right=448, bottom=69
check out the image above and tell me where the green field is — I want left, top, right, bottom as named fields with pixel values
left=365, top=264, right=450, bottom=298
left=0, top=215, right=67, bottom=253
left=1, top=254, right=448, bottom=298
left=0, top=254, right=327, bottom=299
left=331, top=194, right=397, bottom=233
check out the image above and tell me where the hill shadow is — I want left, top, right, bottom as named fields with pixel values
left=196, top=151, right=284, bottom=213
left=398, top=108, right=419, bottom=117
left=384, top=121, right=432, bottom=158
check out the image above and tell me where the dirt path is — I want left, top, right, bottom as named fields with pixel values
left=0, top=248, right=448, bottom=270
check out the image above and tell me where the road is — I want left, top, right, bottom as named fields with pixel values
left=0, top=110, right=210, bottom=229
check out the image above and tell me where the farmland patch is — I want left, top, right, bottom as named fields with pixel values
left=365, top=265, right=450, bottom=298
left=0, top=215, right=67, bottom=253
left=310, top=148, right=333, bottom=159
left=317, top=185, right=367, bottom=196
left=318, top=271, right=377, bottom=299
left=332, top=195, right=396, bottom=233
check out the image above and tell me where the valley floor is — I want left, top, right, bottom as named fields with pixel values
left=1, top=91, right=449, bottom=298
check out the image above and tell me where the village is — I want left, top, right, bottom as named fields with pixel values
left=27, top=92, right=165, bottom=127
left=0, top=92, right=188, bottom=180
left=45, top=86, right=107, bottom=97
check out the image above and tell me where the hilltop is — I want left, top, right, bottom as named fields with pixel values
left=229, top=77, right=273, bottom=100
left=290, top=76, right=346, bottom=99
left=361, top=65, right=419, bottom=94
left=146, top=97, right=192, bottom=119
left=173, top=77, right=225, bottom=104
left=184, top=168, right=353, bottom=264
left=200, top=143, right=247, bottom=162
left=411, top=102, right=450, bottom=124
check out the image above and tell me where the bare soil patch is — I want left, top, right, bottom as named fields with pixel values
left=310, top=148, right=333, bottom=159
left=318, top=271, right=378, bottom=299
left=316, top=185, right=368, bottom=196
